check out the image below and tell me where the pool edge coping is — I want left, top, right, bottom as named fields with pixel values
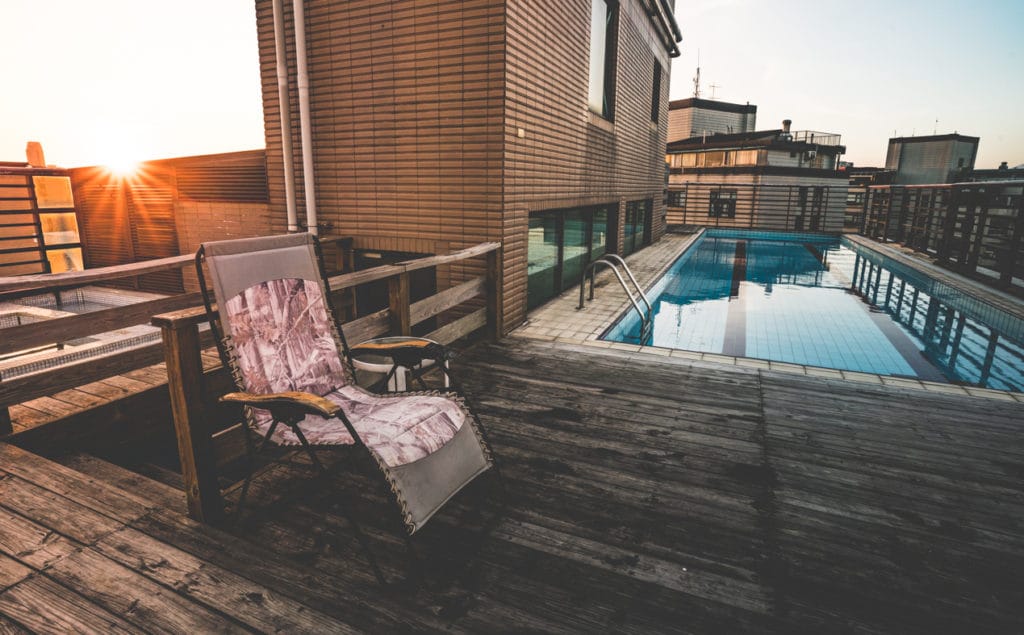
left=514, top=330, right=1024, bottom=402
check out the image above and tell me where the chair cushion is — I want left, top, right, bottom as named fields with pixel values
left=249, top=385, right=466, bottom=468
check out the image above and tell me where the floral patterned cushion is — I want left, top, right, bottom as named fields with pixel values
left=225, top=278, right=349, bottom=397
left=250, top=385, right=466, bottom=467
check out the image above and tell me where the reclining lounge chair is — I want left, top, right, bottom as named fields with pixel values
left=195, top=233, right=498, bottom=579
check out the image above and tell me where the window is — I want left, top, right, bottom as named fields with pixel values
left=588, top=0, right=617, bottom=119
left=709, top=190, right=737, bottom=218
left=733, top=149, right=759, bottom=165
left=680, top=153, right=698, bottom=168
left=528, top=205, right=615, bottom=309
left=622, top=199, right=652, bottom=255
left=667, top=190, right=687, bottom=208
left=650, top=64, right=662, bottom=123
left=704, top=151, right=727, bottom=167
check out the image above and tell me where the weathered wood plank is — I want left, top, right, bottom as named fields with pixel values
left=0, top=612, right=31, bottom=635
left=59, top=454, right=186, bottom=514
left=0, top=476, right=123, bottom=545
left=409, top=276, right=485, bottom=326
left=0, top=330, right=211, bottom=407
left=0, top=292, right=201, bottom=356
left=0, top=505, right=79, bottom=571
left=425, top=307, right=487, bottom=344
left=0, top=554, right=30, bottom=592
left=129, top=507, right=459, bottom=633
left=45, top=547, right=249, bottom=634
left=340, top=307, right=391, bottom=346
left=0, top=254, right=193, bottom=295
left=95, top=526, right=355, bottom=633
left=0, top=576, right=139, bottom=634
left=0, top=444, right=152, bottom=523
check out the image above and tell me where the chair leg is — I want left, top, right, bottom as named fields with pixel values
left=288, top=424, right=326, bottom=475
left=233, top=420, right=282, bottom=524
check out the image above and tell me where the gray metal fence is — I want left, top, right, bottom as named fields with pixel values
left=858, top=182, right=1024, bottom=290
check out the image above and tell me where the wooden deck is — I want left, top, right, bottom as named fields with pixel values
left=1, top=337, right=1023, bottom=633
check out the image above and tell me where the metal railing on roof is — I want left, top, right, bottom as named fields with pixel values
left=792, top=131, right=842, bottom=146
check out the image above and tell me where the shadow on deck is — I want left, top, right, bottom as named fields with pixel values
left=1, top=337, right=1023, bottom=633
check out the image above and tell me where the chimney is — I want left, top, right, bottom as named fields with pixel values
left=782, top=119, right=792, bottom=134
left=26, top=141, right=45, bottom=168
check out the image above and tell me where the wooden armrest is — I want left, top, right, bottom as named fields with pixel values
left=350, top=338, right=452, bottom=363
left=220, top=391, right=340, bottom=418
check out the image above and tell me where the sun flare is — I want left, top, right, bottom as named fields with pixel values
left=104, top=157, right=139, bottom=178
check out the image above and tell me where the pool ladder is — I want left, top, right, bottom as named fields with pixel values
left=579, top=254, right=653, bottom=342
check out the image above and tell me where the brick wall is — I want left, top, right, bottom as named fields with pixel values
left=256, top=0, right=674, bottom=331
left=502, top=0, right=671, bottom=326
left=175, top=200, right=274, bottom=290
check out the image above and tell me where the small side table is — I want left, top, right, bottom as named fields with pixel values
left=349, top=336, right=451, bottom=392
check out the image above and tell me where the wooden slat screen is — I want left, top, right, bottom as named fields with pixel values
left=0, top=173, right=46, bottom=277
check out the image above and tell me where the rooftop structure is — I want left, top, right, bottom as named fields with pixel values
left=667, top=97, right=757, bottom=143
left=666, top=120, right=849, bottom=231
left=0, top=146, right=82, bottom=277
left=884, top=133, right=980, bottom=185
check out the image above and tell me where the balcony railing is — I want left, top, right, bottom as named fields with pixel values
left=792, top=130, right=842, bottom=146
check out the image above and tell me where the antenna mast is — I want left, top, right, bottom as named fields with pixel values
left=693, top=50, right=701, bottom=98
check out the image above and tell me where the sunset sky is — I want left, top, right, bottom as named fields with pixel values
left=2, top=0, right=1021, bottom=169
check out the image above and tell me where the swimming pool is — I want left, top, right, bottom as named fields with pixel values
left=603, top=229, right=1024, bottom=392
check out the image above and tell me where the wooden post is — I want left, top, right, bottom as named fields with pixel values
left=0, top=407, right=12, bottom=436
left=485, top=247, right=504, bottom=340
left=388, top=271, right=411, bottom=336
left=152, top=311, right=223, bottom=524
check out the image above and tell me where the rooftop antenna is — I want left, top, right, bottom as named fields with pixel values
left=709, top=83, right=720, bottom=99
left=934, top=119, right=938, bottom=134
left=693, top=50, right=701, bottom=98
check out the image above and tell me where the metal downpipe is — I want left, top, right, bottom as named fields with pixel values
left=292, top=0, right=318, bottom=235
left=271, top=0, right=298, bottom=232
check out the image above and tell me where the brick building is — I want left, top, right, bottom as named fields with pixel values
left=255, top=0, right=681, bottom=327
left=666, top=119, right=849, bottom=232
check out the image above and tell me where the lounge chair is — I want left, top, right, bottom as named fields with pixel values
left=194, top=233, right=499, bottom=582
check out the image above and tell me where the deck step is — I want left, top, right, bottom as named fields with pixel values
left=56, top=452, right=186, bottom=514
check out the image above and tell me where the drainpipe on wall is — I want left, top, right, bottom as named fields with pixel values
left=292, top=0, right=318, bottom=236
left=272, top=0, right=299, bottom=232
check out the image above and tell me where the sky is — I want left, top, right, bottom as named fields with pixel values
left=667, top=0, right=1024, bottom=168
left=1, top=0, right=1021, bottom=169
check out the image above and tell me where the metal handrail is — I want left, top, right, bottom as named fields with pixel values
left=578, top=255, right=653, bottom=342
left=598, top=253, right=653, bottom=317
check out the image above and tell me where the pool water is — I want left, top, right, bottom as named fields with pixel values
left=603, top=230, right=1024, bottom=391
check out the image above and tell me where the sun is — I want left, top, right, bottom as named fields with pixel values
left=96, top=136, right=142, bottom=178
left=104, top=157, right=139, bottom=178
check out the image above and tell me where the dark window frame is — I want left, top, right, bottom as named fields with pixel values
left=708, top=189, right=738, bottom=218
left=650, top=63, right=662, bottom=123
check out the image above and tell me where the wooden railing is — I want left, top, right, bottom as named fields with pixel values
left=0, top=256, right=200, bottom=435
left=0, top=241, right=503, bottom=491
left=153, top=242, right=502, bottom=523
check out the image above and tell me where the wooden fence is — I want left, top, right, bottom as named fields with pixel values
left=0, top=240, right=502, bottom=523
